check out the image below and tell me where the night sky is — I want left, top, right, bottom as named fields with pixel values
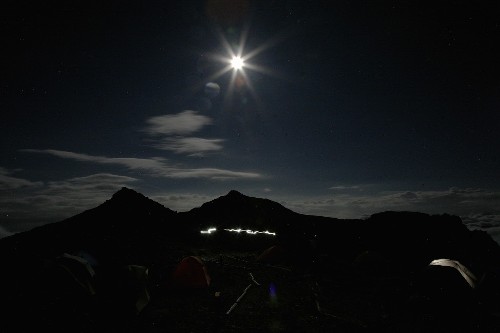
left=1, top=1, right=500, bottom=241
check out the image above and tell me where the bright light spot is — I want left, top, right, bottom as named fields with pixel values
left=231, top=56, right=244, bottom=70
left=224, top=228, right=276, bottom=236
left=200, top=227, right=217, bottom=234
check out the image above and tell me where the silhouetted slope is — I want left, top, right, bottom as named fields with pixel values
left=1, top=188, right=500, bottom=332
left=0, top=187, right=178, bottom=264
left=181, top=190, right=301, bottom=233
left=2, top=188, right=500, bottom=271
left=3, top=188, right=499, bottom=272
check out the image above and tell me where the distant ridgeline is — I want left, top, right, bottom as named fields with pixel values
left=2, top=187, right=500, bottom=332
left=1, top=187, right=499, bottom=283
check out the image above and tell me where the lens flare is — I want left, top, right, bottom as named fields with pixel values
left=200, top=24, right=287, bottom=109
left=231, top=56, right=244, bottom=70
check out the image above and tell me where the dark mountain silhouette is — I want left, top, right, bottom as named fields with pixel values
left=181, top=190, right=364, bottom=254
left=2, top=187, right=500, bottom=332
left=0, top=187, right=178, bottom=265
left=2, top=187, right=500, bottom=273
left=181, top=189, right=301, bottom=232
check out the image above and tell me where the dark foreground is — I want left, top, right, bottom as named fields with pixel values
left=2, top=189, right=500, bottom=332
left=3, top=239, right=500, bottom=333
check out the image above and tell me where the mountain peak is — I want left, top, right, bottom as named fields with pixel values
left=106, top=187, right=174, bottom=215
left=226, top=190, right=245, bottom=197
left=186, top=189, right=298, bottom=232
left=109, top=187, right=151, bottom=205
left=111, top=187, right=143, bottom=200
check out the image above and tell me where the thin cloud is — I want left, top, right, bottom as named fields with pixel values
left=22, top=149, right=167, bottom=170
left=22, top=149, right=262, bottom=180
left=0, top=226, right=13, bottom=239
left=154, top=137, right=225, bottom=155
left=144, top=110, right=212, bottom=136
left=45, top=173, right=138, bottom=192
left=278, top=187, right=500, bottom=221
left=167, top=168, right=261, bottom=179
left=151, top=193, right=213, bottom=212
left=0, top=173, right=138, bottom=220
left=329, top=185, right=361, bottom=190
left=0, top=167, right=43, bottom=190
left=463, top=213, right=500, bottom=226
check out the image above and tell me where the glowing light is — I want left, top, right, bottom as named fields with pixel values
left=224, top=228, right=276, bottom=236
left=230, top=56, right=244, bottom=70
left=200, top=227, right=217, bottom=234
left=199, top=26, right=285, bottom=108
left=269, top=282, right=277, bottom=304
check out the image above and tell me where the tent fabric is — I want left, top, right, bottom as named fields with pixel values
left=256, top=245, right=287, bottom=264
left=429, top=259, right=477, bottom=289
left=96, top=264, right=151, bottom=316
left=56, top=253, right=97, bottom=295
left=406, top=258, right=480, bottom=328
left=124, top=265, right=150, bottom=314
left=171, top=256, right=211, bottom=288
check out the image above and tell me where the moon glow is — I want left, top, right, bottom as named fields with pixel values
left=230, top=56, right=244, bottom=70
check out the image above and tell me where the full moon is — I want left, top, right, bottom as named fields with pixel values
left=230, top=56, right=244, bottom=70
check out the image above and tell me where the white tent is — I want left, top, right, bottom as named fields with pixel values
left=429, top=258, right=477, bottom=289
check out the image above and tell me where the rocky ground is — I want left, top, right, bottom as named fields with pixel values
left=4, top=241, right=500, bottom=333
left=87, top=245, right=500, bottom=332
left=137, top=251, right=500, bottom=333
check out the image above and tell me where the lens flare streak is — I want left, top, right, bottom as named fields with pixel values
left=205, top=24, right=285, bottom=107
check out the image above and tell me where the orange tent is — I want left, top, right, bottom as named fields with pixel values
left=256, top=245, right=287, bottom=264
left=171, top=256, right=211, bottom=288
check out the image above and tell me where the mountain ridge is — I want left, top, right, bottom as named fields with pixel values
left=183, top=188, right=302, bottom=233
left=2, top=187, right=499, bottom=272
left=2, top=187, right=500, bottom=332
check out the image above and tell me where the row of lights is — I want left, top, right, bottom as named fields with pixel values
left=200, top=227, right=276, bottom=236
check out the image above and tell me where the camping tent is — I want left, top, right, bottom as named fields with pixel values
left=413, top=258, right=478, bottom=310
left=256, top=245, right=287, bottom=264
left=55, top=252, right=97, bottom=296
left=171, top=256, right=211, bottom=288
left=124, top=265, right=150, bottom=314
left=428, top=258, right=477, bottom=289
left=96, top=264, right=151, bottom=316
left=404, top=258, right=481, bottom=330
left=417, top=258, right=478, bottom=301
